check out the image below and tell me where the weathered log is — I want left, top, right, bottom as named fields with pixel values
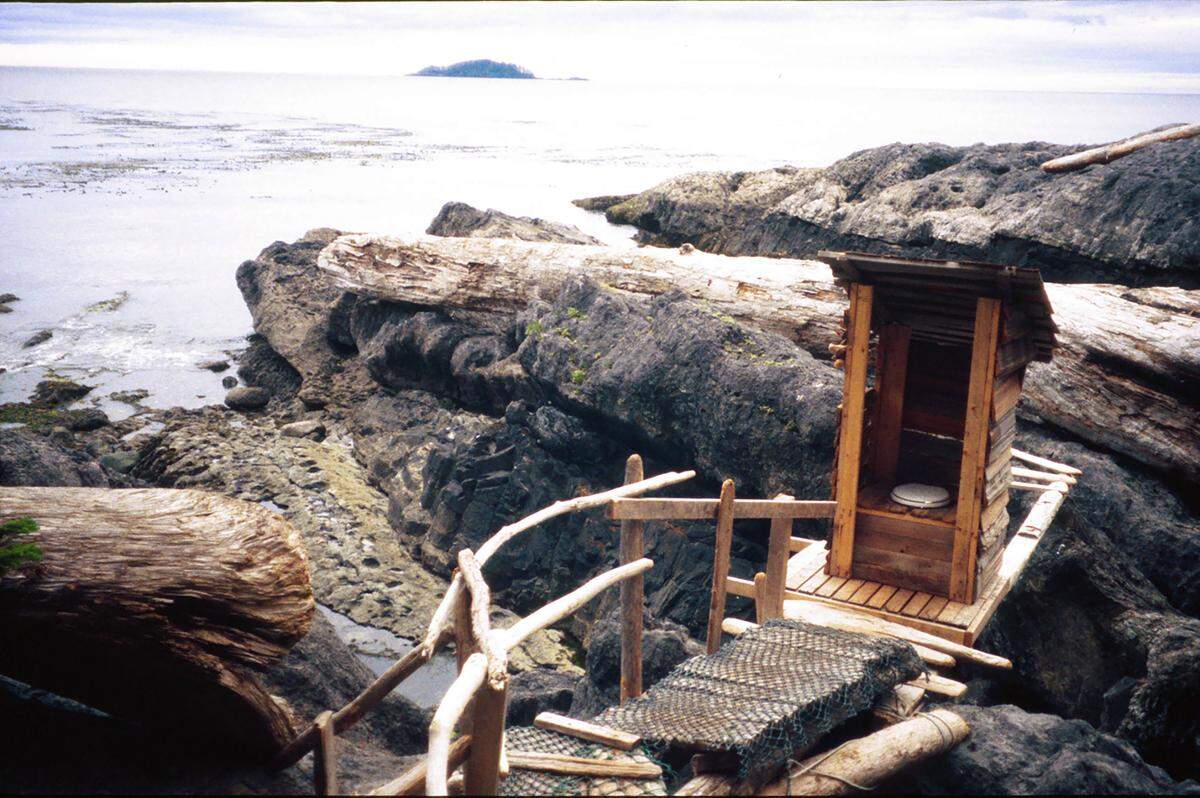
left=0, top=487, right=314, bottom=756
left=318, top=236, right=1200, bottom=485
left=758, top=709, right=969, bottom=795
left=1041, top=123, right=1200, bottom=173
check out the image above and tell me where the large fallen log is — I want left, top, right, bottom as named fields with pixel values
left=1041, top=123, right=1200, bottom=173
left=758, top=709, right=969, bottom=795
left=0, top=487, right=314, bottom=757
left=319, top=235, right=1200, bottom=485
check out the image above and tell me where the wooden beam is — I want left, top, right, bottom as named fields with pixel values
left=1041, top=123, right=1200, bottom=173
left=758, top=709, right=969, bottom=795
left=905, top=672, right=967, bottom=698
left=763, top=493, right=794, bottom=620
left=1010, top=448, right=1082, bottom=476
left=873, top=683, right=926, bottom=725
left=418, top=470, right=695, bottom=658
left=950, top=297, right=1002, bottom=603
left=457, top=549, right=506, bottom=689
left=533, top=712, right=641, bottom=751
left=870, top=323, right=911, bottom=485
left=619, top=454, right=645, bottom=704
left=1012, top=466, right=1077, bottom=486
left=507, top=750, right=662, bottom=779
left=606, top=497, right=835, bottom=521
left=463, top=682, right=507, bottom=796
left=706, top=480, right=737, bottom=654
left=782, top=596, right=1012, bottom=671
left=313, top=711, right=338, bottom=797
left=754, top=572, right=770, bottom=624
left=369, top=735, right=472, bottom=796
left=830, top=283, right=874, bottom=577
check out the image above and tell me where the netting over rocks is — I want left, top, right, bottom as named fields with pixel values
left=500, top=725, right=669, bottom=797
left=595, top=618, right=924, bottom=783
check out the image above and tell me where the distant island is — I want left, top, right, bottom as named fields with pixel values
left=412, top=59, right=536, bottom=79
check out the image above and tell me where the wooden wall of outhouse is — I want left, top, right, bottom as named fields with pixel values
left=817, top=251, right=1058, bottom=605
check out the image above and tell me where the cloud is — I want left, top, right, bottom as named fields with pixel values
left=0, top=1, right=1196, bottom=94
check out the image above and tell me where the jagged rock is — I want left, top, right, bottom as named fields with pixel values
left=426, top=201, right=602, bottom=245
left=571, top=195, right=634, bottom=213
left=569, top=611, right=705, bottom=719
left=0, top=292, right=18, bottom=304
left=279, top=420, right=326, bottom=441
left=980, top=508, right=1200, bottom=779
left=99, top=449, right=140, bottom=474
left=237, top=335, right=302, bottom=400
left=224, top=386, right=271, bottom=412
left=888, top=704, right=1199, bottom=795
left=66, top=408, right=108, bottom=432
left=31, top=378, right=92, bottom=406
left=506, top=668, right=581, bottom=727
left=588, top=138, right=1200, bottom=285
left=0, top=427, right=110, bottom=487
left=22, top=329, right=51, bottom=348
left=198, top=358, right=230, bottom=372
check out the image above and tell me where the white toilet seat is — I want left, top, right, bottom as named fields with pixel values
left=889, top=482, right=950, bottom=509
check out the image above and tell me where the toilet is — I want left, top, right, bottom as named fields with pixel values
left=889, top=482, right=950, bottom=509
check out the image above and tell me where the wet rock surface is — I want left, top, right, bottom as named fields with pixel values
left=427, top=200, right=602, bottom=244
left=224, top=385, right=271, bottom=411
left=889, top=704, right=1199, bottom=795
left=586, top=137, right=1200, bottom=285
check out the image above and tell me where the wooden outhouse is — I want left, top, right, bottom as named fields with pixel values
left=817, top=251, right=1058, bottom=605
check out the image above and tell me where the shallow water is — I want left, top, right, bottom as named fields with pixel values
left=2, top=65, right=1198, bottom=408
left=317, top=604, right=458, bottom=709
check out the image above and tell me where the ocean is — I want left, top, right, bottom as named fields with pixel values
left=2, top=65, right=1198, bottom=415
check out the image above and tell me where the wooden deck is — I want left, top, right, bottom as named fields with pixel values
left=780, top=540, right=1000, bottom=646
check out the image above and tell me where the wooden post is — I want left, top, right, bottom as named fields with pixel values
left=762, top=493, right=793, bottom=620
left=753, top=572, right=769, bottom=624
left=706, top=480, right=737, bottom=654
left=463, top=682, right=508, bottom=796
left=619, top=453, right=645, bottom=704
left=950, top=297, right=1001, bottom=604
left=829, top=283, right=874, bottom=577
left=314, top=710, right=338, bottom=796
left=453, top=586, right=478, bottom=741
left=869, top=324, right=911, bottom=485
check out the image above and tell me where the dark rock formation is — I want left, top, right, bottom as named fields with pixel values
left=22, top=329, right=51, bottom=348
left=31, top=378, right=92, bottom=406
left=0, top=427, right=111, bottom=487
left=586, top=138, right=1200, bottom=285
left=506, top=668, right=581, bottom=727
left=412, top=59, right=535, bottom=79
left=237, top=334, right=301, bottom=399
left=427, top=201, right=602, bottom=245
left=568, top=611, right=705, bottom=719
left=888, top=704, right=1199, bottom=795
left=571, top=195, right=635, bottom=213
left=224, top=385, right=270, bottom=411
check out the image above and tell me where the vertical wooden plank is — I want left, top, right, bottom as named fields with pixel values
left=869, top=323, right=911, bottom=485
left=619, top=454, right=645, bottom=704
left=453, top=588, right=477, bottom=739
left=829, top=283, right=874, bottom=577
left=950, top=297, right=1002, bottom=604
left=706, top=479, right=736, bottom=654
left=763, top=493, right=793, bottom=619
left=463, top=683, right=507, bottom=796
left=314, top=710, right=338, bottom=796
left=753, top=572, right=769, bottom=624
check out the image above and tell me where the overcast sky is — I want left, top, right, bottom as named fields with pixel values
left=0, top=1, right=1197, bottom=94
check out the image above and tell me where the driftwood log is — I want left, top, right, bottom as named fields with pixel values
left=0, top=487, right=314, bottom=756
left=319, top=235, right=1200, bottom=485
left=1041, top=123, right=1200, bottom=173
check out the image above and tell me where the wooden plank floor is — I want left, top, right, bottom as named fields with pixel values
left=785, top=541, right=1002, bottom=646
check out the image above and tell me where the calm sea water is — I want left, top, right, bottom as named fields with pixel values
left=2, top=65, right=1198, bottom=413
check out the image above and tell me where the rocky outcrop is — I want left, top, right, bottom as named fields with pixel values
left=235, top=226, right=1200, bottom=777
left=0, top=426, right=112, bottom=487
left=584, top=138, right=1200, bottom=286
left=888, top=704, right=1198, bottom=795
left=427, top=201, right=601, bottom=245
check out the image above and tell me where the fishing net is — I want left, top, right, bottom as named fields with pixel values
left=499, top=725, right=669, bottom=797
left=595, top=618, right=923, bottom=784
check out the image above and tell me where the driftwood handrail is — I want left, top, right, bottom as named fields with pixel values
left=1041, top=122, right=1200, bottom=173
left=274, top=467, right=690, bottom=771
left=425, top=557, right=655, bottom=795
